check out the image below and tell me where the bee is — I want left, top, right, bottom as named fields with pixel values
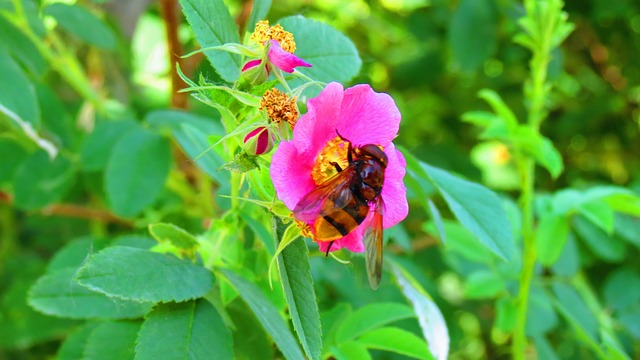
left=293, top=134, right=387, bottom=289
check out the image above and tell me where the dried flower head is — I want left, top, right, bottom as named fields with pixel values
left=259, top=88, right=299, bottom=129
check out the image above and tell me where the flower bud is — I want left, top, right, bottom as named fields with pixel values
left=243, top=126, right=276, bottom=156
left=240, top=59, right=270, bottom=86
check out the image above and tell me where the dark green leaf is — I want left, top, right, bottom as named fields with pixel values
left=0, top=17, right=46, bottom=76
left=0, top=137, right=28, bottom=183
left=526, top=285, right=558, bottom=336
left=135, top=299, right=232, bottom=360
left=80, top=119, right=139, bottom=171
left=276, top=218, right=322, bottom=360
left=105, top=127, right=171, bottom=217
left=0, top=52, right=40, bottom=127
left=44, top=3, right=117, bottom=49
left=603, top=268, right=640, bottom=311
left=180, top=0, right=241, bottom=82
left=552, top=283, right=598, bottom=341
left=448, top=0, right=497, bottom=72
left=12, top=151, right=75, bottom=210
left=421, top=162, right=515, bottom=261
left=221, top=269, right=304, bottom=360
left=47, top=236, right=109, bottom=272
left=75, top=246, right=214, bottom=303
left=358, top=327, right=433, bottom=360
left=173, top=123, right=227, bottom=184
left=83, top=321, right=141, bottom=360
left=227, top=299, right=275, bottom=360
left=29, top=268, right=153, bottom=319
left=533, top=336, right=561, bottom=360
left=335, top=303, right=415, bottom=341
left=574, top=215, right=626, bottom=263
left=279, top=16, right=361, bottom=84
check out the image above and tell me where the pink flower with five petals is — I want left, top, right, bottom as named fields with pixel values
left=270, top=82, right=408, bottom=253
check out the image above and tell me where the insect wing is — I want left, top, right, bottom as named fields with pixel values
left=364, top=198, right=384, bottom=290
left=293, top=167, right=357, bottom=224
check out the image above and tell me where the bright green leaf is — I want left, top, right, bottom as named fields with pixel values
left=421, top=162, right=515, bottom=261
left=332, top=341, right=372, bottom=360
left=464, top=271, right=506, bottom=299
left=0, top=17, right=45, bottom=76
left=105, top=127, right=171, bottom=217
left=135, top=299, right=232, bottom=360
left=276, top=218, right=322, bottom=360
left=75, top=246, right=213, bottom=303
left=0, top=52, right=40, bottom=127
left=148, top=223, right=199, bottom=251
left=335, top=303, right=415, bottom=342
left=180, top=0, right=241, bottom=82
left=358, top=327, right=433, bottom=360
left=577, top=200, right=615, bottom=234
left=535, top=213, right=570, bottom=266
left=221, top=269, right=304, bottom=360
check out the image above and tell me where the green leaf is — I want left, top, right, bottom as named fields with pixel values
left=80, top=119, right=139, bottom=171
left=135, top=299, right=232, bottom=360
left=12, top=151, right=75, bottom=210
left=0, top=17, right=46, bottom=76
left=180, top=0, right=241, bottom=82
left=533, top=336, right=561, bottom=360
left=421, top=162, right=515, bottom=261
left=29, top=268, right=153, bottom=319
left=56, top=322, right=99, bottom=360
left=448, top=0, right=497, bottom=72
left=573, top=215, right=626, bottom=263
left=75, top=246, right=214, bottom=303
left=246, top=0, right=271, bottom=34
left=427, top=199, right=447, bottom=245
left=551, top=283, right=598, bottom=341
left=390, top=261, right=449, bottom=360
left=222, top=152, right=259, bottom=173
left=174, top=123, right=227, bottom=184
left=476, top=89, right=518, bottom=130
left=603, top=268, right=640, bottom=311
left=335, top=303, right=415, bottom=342
left=83, top=321, right=141, bottom=360
left=0, top=137, right=28, bottom=183
left=105, top=127, right=171, bottom=217
left=227, top=299, right=275, bottom=359
left=148, top=223, right=199, bottom=253
left=47, top=236, right=109, bottom=273
left=275, top=218, right=322, bottom=360
left=221, top=269, right=304, bottom=360
left=526, top=285, right=558, bottom=336
left=0, top=52, right=40, bottom=127
left=614, top=214, right=640, bottom=248
left=535, top=213, right=570, bottom=266
left=577, top=200, right=615, bottom=234
left=358, top=327, right=433, bottom=360
left=44, top=3, right=117, bottom=49
left=279, top=16, right=361, bottom=84
left=463, top=271, right=506, bottom=299
left=332, top=341, right=372, bottom=360
left=145, top=109, right=224, bottom=135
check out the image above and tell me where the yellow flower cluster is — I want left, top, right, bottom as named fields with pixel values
left=250, top=20, right=297, bottom=53
left=259, top=89, right=299, bottom=129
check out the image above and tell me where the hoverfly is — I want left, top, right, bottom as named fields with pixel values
left=293, top=134, right=387, bottom=289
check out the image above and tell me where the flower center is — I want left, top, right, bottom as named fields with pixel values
left=250, top=20, right=297, bottom=53
left=259, top=89, right=299, bottom=129
left=311, top=137, right=350, bottom=185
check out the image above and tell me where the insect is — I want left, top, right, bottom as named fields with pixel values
left=293, top=134, right=387, bottom=289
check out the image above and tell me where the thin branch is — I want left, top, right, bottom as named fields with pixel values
left=160, top=0, right=188, bottom=109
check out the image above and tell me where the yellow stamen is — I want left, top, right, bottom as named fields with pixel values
left=259, top=89, right=299, bottom=129
left=250, top=20, right=297, bottom=54
left=311, top=137, right=349, bottom=185
left=294, top=219, right=314, bottom=240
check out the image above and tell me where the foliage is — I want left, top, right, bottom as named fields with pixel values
left=1, top=0, right=639, bottom=359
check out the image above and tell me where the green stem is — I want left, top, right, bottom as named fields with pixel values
left=8, top=0, right=105, bottom=113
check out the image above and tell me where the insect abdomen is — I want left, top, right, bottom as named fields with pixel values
left=313, top=203, right=369, bottom=241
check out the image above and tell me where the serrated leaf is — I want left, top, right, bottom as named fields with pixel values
left=135, top=299, right=232, bottom=360
left=391, top=262, right=449, bottom=360
left=358, top=327, right=433, bottom=360
left=421, top=162, right=515, bottom=261
left=275, top=217, right=322, bottom=360
left=47, top=236, right=109, bottom=273
left=44, top=3, right=116, bottom=49
left=335, top=303, right=415, bottom=342
left=83, top=321, right=141, bottom=360
left=278, top=16, right=361, bottom=84
left=29, top=268, right=153, bottom=319
left=222, top=152, right=259, bottom=173
left=105, top=127, right=171, bottom=217
left=12, top=151, right=75, bottom=210
left=180, top=0, right=241, bottom=82
left=75, top=246, right=213, bottom=303
left=221, top=269, right=304, bottom=360
left=535, top=212, right=570, bottom=266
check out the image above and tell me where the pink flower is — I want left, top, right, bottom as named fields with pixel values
left=242, top=40, right=311, bottom=74
left=270, top=82, right=408, bottom=253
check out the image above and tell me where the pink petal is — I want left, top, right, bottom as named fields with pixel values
left=336, top=84, right=401, bottom=148
left=293, top=82, right=344, bottom=157
left=242, top=59, right=263, bottom=72
left=270, top=141, right=316, bottom=210
left=267, top=40, right=312, bottom=73
left=380, top=143, right=409, bottom=228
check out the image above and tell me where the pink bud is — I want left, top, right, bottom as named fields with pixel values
left=243, top=126, right=276, bottom=156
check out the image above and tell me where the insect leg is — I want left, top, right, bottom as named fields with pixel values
left=329, top=161, right=343, bottom=172
left=325, top=241, right=335, bottom=257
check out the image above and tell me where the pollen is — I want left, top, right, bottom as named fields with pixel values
left=259, top=89, right=299, bottom=129
left=311, top=137, right=349, bottom=185
left=294, top=219, right=315, bottom=240
left=250, top=20, right=297, bottom=54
